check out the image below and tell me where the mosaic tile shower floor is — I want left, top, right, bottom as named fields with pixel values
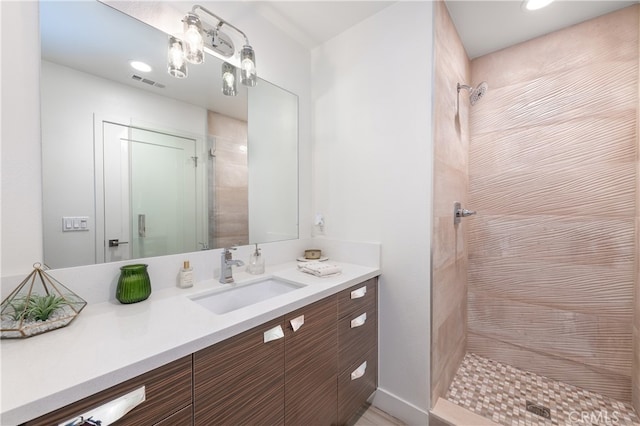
left=445, top=353, right=639, bottom=426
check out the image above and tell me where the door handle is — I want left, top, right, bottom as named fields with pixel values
left=263, top=325, right=285, bottom=343
left=350, top=312, right=367, bottom=328
left=59, top=386, right=145, bottom=426
left=108, top=239, right=129, bottom=247
left=350, top=286, right=367, bottom=299
left=351, top=361, right=367, bottom=380
left=138, top=214, right=146, bottom=238
left=290, top=315, right=304, bottom=332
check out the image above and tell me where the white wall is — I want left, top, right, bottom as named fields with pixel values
left=41, top=61, right=207, bottom=268
left=311, top=2, right=434, bottom=423
left=1, top=1, right=42, bottom=276
left=1, top=1, right=311, bottom=278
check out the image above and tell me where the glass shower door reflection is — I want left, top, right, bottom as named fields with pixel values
left=102, top=122, right=198, bottom=263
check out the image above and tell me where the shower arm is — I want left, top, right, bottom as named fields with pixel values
left=457, top=83, right=472, bottom=93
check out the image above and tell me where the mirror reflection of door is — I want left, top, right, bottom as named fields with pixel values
left=102, top=122, right=198, bottom=263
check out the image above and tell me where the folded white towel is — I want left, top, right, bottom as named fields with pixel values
left=297, top=261, right=342, bottom=278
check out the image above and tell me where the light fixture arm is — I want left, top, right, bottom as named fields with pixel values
left=191, top=4, right=251, bottom=46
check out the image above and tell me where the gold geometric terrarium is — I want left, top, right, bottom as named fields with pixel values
left=1, top=263, right=87, bottom=338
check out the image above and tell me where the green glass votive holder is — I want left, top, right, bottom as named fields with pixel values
left=116, top=264, right=151, bottom=304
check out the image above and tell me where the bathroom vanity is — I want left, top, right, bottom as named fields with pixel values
left=2, top=262, right=379, bottom=426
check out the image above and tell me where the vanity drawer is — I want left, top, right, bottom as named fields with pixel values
left=337, top=347, right=378, bottom=426
left=338, top=278, right=377, bottom=319
left=23, top=355, right=192, bottom=426
left=338, top=301, right=377, bottom=374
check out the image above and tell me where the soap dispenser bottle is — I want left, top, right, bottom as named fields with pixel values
left=178, top=261, right=194, bottom=288
left=247, top=244, right=265, bottom=275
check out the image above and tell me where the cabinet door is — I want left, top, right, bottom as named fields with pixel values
left=194, top=317, right=285, bottom=426
left=23, top=356, right=192, bottom=426
left=285, top=295, right=338, bottom=426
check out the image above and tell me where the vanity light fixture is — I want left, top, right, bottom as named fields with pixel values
left=168, top=4, right=257, bottom=95
left=167, top=36, right=187, bottom=78
left=222, top=62, right=237, bottom=96
left=183, top=12, right=205, bottom=64
left=522, top=0, right=554, bottom=11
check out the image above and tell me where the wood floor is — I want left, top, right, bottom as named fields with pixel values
left=354, top=405, right=406, bottom=426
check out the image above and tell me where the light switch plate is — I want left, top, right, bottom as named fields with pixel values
left=62, top=216, right=89, bottom=232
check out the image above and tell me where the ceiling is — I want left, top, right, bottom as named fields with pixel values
left=445, top=0, right=638, bottom=59
left=259, top=0, right=638, bottom=57
left=250, top=1, right=395, bottom=49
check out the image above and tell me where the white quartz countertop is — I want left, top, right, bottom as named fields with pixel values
left=0, top=261, right=380, bottom=425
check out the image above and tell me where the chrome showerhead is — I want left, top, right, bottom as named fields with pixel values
left=457, top=81, right=488, bottom=106
left=469, top=81, right=488, bottom=105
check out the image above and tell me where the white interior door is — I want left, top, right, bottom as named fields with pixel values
left=102, top=122, right=198, bottom=263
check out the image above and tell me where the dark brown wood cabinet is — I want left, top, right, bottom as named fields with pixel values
left=22, top=277, right=378, bottom=426
left=337, top=278, right=378, bottom=426
left=193, top=316, right=286, bottom=425
left=23, top=355, right=192, bottom=426
left=154, top=405, right=193, bottom=426
left=284, top=295, right=338, bottom=425
left=192, top=295, right=340, bottom=426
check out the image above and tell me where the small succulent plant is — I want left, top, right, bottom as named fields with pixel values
left=6, top=295, right=68, bottom=322
left=26, top=294, right=68, bottom=321
left=8, top=298, right=30, bottom=321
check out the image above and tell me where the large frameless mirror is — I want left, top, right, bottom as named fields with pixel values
left=40, top=1, right=298, bottom=268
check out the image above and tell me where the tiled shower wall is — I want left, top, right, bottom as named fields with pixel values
left=207, top=111, right=249, bottom=249
left=431, top=1, right=470, bottom=405
left=468, top=6, right=639, bottom=403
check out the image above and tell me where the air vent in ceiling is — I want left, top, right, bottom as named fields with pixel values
left=130, top=74, right=166, bottom=89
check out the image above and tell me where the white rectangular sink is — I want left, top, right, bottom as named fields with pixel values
left=189, top=278, right=305, bottom=315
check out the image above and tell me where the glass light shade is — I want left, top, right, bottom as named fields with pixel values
left=167, top=36, right=187, bottom=78
left=183, top=13, right=204, bottom=64
left=240, top=45, right=257, bottom=87
left=222, top=62, right=237, bottom=96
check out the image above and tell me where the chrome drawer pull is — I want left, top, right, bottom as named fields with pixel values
left=59, top=386, right=146, bottom=426
left=350, top=312, right=367, bottom=328
left=350, top=286, right=367, bottom=299
left=290, top=315, right=305, bottom=332
left=264, top=325, right=285, bottom=343
left=351, top=361, right=367, bottom=380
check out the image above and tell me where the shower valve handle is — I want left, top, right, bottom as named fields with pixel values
left=454, top=202, right=476, bottom=225
left=457, top=208, right=476, bottom=217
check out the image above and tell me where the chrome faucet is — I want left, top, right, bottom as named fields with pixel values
left=219, top=247, right=245, bottom=284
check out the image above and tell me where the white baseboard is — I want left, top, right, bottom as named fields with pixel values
left=371, top=387, right=430, bottom=425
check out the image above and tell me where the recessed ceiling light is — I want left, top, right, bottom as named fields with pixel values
left=522, top=0, right=554, bottom=11
left=130, top=61, right=152, bottom=73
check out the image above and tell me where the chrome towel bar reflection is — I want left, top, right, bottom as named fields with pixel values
left=454, top=201, right=476, bottom=225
